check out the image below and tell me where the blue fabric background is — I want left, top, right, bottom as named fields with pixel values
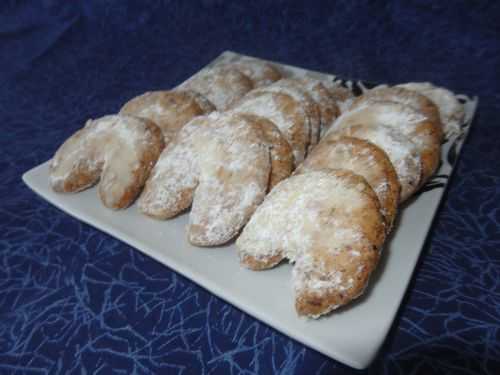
left=1, top=1, right=499, bottom=374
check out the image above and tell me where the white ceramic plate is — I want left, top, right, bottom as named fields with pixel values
left=22, top=51, right=478, bottom=369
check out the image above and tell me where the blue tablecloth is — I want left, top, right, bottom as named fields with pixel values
left=1, top=1, right=499, bottom=374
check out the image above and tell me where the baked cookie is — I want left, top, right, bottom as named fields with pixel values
left=231, top=91, right=309, bottom=164
left=296, top=136, right=400, bottom=231
left=120, top=90, right=215, bottom=144
left=237, top=113, right=294, bottom=190
left=328, top=101, right=441, bottom=183
left=223, top=56, right=282, bottom=87
left=293, top=78, right=340, bottom=139
left=178, top=66, right=254, bottom=111
left=396, top=82, right=465, bottom=138
left=325, top=123, right=423, bottom=202
left=351, top=87, right=443, bottom=141
left=138, top=112, right=271, bottom=246
left=236, top=169, right=385, bottom=318
left=253, top=79, right=321, bottom=146
left=323, top=84, right=355, bottom=117
left=49, top=114, right=164, bottom=209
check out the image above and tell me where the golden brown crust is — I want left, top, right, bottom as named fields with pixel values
left=120, top=90, right=215, bottom=144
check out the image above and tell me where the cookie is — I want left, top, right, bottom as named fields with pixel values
left=296, top=136, right=400, bottom=231
left=328, top=100, right=441, bottom=183
left=120, top=90, right=215, bottom=144
left=325, top=123, right=423, bottom=202
left=351, top=87, right=443, bottom=142
left=323, top=84, right=355, bottom=117
left=224, top=56, right=282, bottom=87
left=236, top=170, right=385, bottom=318
left=253, top=79, right=321, bottom=146
left=49, top=114, right=164, bottom=209
left=396, top=82, right=465, bottom=138
left=178, top=66, right=254, bottom=111
left=293, top=78, right=340, bottom=139
left=237, top=113, right=294, bottom=190
left=138, top=112, right=271, bottom=246
left=231, top=91, right=309, bottom=164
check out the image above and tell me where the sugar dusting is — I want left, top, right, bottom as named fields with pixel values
left=179, top=66, right=253, bottom=111
left=397, top=82, right=465, bottom=138
left=139, top=112, right=270, bottom=245
left=232, top=92, right=308, bottom=164
left=50, top=115, right=161, bottom=208
left=333, top=124, right=422, bottom=201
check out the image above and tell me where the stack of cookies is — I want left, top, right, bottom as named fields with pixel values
left=48, top=55, right=465, bottom=318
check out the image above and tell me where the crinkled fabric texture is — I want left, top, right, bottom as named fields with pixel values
left=1, top=1, right=500, bottom=374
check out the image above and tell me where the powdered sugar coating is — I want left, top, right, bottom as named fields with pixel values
left=120, top=90, right=215, bottom=144
left=323, top=84, right=355, bottom=119
left=327, top=123, right=423, bottom=202
left=297, top=136, right=400, bottom=231
left=235, top=113, right=294, bottom=190
left=237, top=170, right=385, bottom=317
left=49, top=115, right=164, bottom=209
left=352, top=87, right=443, bottom=142
left=296, top=78, right=339, bottom=138
left=254, top=79, right=321, bottom=146
left=178, top=66, right=254, bottom=111
left=329, top=101, right=441, bottom=182
left=396, top=82, right=465, bottom=138
left=231, top=91, right=309, bottom=164
left=223, top=57, right=282, bottom=87
left=138, top=112, right=271, bottom=246
left=137, top=116, right=207, bottom=219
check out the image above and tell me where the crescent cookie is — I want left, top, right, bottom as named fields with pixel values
left=138, top=112, right=271, bottom=246
left=224, top=56, right=282, bottom=87
left=323, top=84, right=355, bottom=117
left=178, top=66, right=254, bottom=111
left=296, top=136, right=400, bottom=231
left=351, top=87, right=443, bottom=141
left=396, top=82, right=465, bottom=138
left=236, top=170, right=385, bottom=318
left=49, top=115, right=164, bottom=209
left=237, top=113, right=294, bottom=190
left=120, top=90, right=215, bottom=144
left=327, top=101, right=441, bottom=183
left=293, top=78, right=340, bottom=139
left=325, top=123, right=423, bottom=202
left=231, top=91, right=310, bottom=165
left=253, top=79, right=321, bottom=146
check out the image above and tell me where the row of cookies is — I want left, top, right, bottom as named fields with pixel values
left=48, top=57, right=268, bottom=203
left=137, top=73, right=346, bottom=244
left=48, top=57, right=284, bottom=200
left=237, top=85, right=465, bottom=317
left=48, top=56, right=465, bottom=317
left=50, top=56, right=354, bottom=246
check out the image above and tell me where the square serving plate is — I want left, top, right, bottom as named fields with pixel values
left=22, top=51, right=478, bottom=369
